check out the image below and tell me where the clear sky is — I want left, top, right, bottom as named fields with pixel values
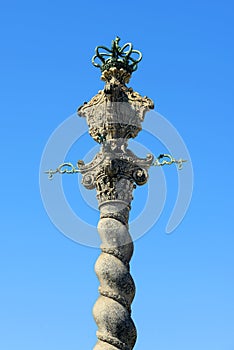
left=0, top=0, right=234, bottom=349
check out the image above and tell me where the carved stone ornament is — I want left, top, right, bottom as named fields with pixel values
left=78, top=67, right=154, bottom=143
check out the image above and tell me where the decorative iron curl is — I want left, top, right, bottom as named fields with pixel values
left=45, top=154, right=186, bottom=179
left=45, top=162, right=81, bottom=179
left=152, top=154, right=187, bottom=170
left=92, top=36, right=142, bottom=73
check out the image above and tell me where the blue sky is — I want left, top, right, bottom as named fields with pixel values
left=0, top=0, right=234, bottom=349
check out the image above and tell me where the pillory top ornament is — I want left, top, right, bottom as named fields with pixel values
left=92, top=36, right=142, bottom=74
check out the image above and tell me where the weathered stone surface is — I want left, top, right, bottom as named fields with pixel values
left=92, top=207, right=137, bottom=350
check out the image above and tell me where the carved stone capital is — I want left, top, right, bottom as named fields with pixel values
left=78, top=140, right=153, bottom=212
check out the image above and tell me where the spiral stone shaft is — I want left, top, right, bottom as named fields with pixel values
left=78, top=152, right=152, bottom=349
left=93, top=203, right=136, bottom=350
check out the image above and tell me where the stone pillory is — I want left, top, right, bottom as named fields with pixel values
left=45, top=37, right=186, bottom=350
left=77, top=37, right=154, bottom=350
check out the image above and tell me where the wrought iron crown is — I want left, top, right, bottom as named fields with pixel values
left=92, top=36, right=142, bottom=73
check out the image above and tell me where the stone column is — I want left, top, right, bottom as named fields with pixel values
left=77, top=38, right=154, bottom=349
left=94, top=182, right=137, bottom=350
left=78, top=141, right=153, bottom=350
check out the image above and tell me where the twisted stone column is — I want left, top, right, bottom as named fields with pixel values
left=78, top=151, right=152, bottom=349
left=93, top=202, right=136, bottom=350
